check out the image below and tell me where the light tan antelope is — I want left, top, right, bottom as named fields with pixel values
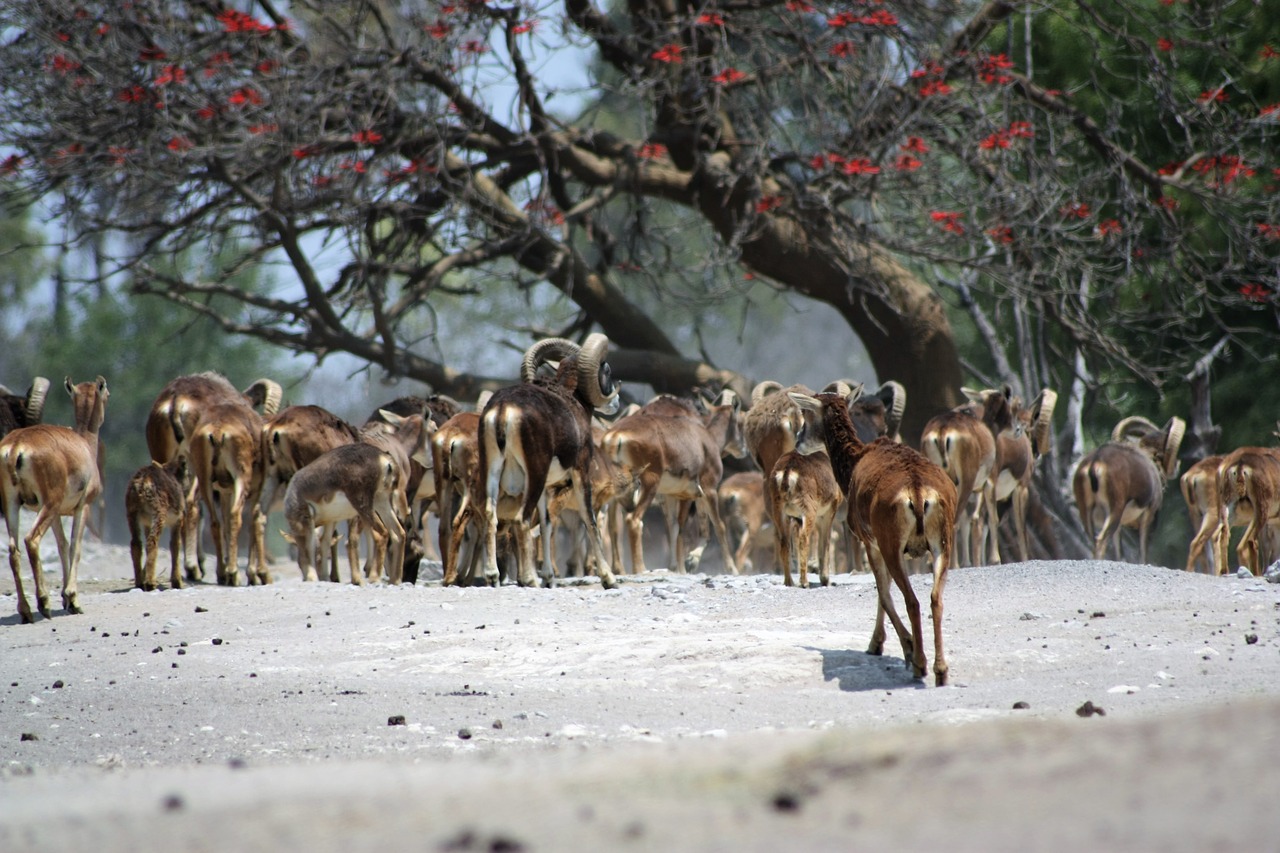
left=125, top=458, right=195, bottom=591
left=602, top=389, right=746, bottom=574
left=1212, top=445, right=1280, bottom=576
left=791, top=390, right=958, bottom=685
left=1072, top=415, right=1185, bottom=563
left=767, top=449, right=841, bottom=587
left=718, top=471, right=773, bottom=574
left=0, top=376, right=109, bottom=622
left=1181, top=454, right=1224, bottom=573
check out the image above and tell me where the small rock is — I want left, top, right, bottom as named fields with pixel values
left=1012, top=701, right=1030, bottom=710
left=1075, top=700, right=1106, bottom=718
left=194, top=606, right=208, bottom=613
left=458, top=727, right=473, bottom=740
left=1236, top=567, right=1253, bottom=579
left=772, top=791, right=803, bottom=813
left=387, top=715, right=406, bottom=727
left=20, top=732, right=38, bottom=742
left=211, top=638, right=223, bottom=646
left=1246, top=633, right=1259, bottom=645
left=51, top=680, right=64, bottom=689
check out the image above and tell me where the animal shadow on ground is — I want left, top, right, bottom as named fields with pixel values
left=809, top=646, right=927, bottom=691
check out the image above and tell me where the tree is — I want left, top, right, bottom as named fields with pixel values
left=0, top=0, right=1276, bottom=449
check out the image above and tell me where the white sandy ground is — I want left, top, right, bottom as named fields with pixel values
left=2, top=541, right=1280, bottom=852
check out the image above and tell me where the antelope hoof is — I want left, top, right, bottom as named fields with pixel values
left=63, top=594, right=82, bottom=615
left=38, top=597, right=52, bottom=619
left=934, top=667, right=949, bottom=687
left=866, top=639, right=884, bottom=656
left=19, top=607, right=34, bottom=624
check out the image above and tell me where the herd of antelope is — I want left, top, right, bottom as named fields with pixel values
left=1, top=336, right=1275, bottom=685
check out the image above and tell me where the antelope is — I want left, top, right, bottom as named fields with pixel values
left=0, top=376, right=109, bottom=622
left=1181, top=454, right=1224, bottom=573
left=432, top=410, right=483, bottom=585
left=919, top=387, right=1017, bottom=567
left=146, top=372, right=281, bottom=582
left=476, top=335, right=621, bottom=588
left=992, top=389, right=1056, bottom=562
left=125, top=458, right=194, bottom=591
left=718, top=471, right=773, bottom=574
left=0, top=377, right=49, bottom=439
left=790, top=390, right=958, bottom=685
left=602, top=389, right=746, bottom=574
left=253, top=404, right=362, bottom=582
left=1072, top=415, right=1185, bottom=563
left=767, top=449, right=841, bottom=587
left=1212, top=444, right=1280, bottom=577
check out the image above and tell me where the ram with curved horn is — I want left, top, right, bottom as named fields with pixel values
left=823, top=380, right=907, bottom=443
left=0, top=377, right=50, bottom=440
left=1072, top=415, right=1185, bottom=564
left=1211, top=442, right=1280, bottom=577
left=475, top=334, right=621, bottom=588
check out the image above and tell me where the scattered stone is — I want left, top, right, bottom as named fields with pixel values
left=772, top=791, right=802, bottom=813
left=162, top=794, right=185, bottom=812
left=1012, top=701, right=1030, bottom=710
left=194, top=606, right=208, bottom=613
left=1246, top=633, right=1259, bottom=645
left=1236, top=567, right=1253, bottom=579
left=20, top=732, right=38, bottom=742
left=211, top=638, right=223, bottom=646
left=492, top=720, right=504, bottom=730
left=1091, top=611, right=1106, bottom=619
left=387, top=715, right=406, bottom=727
left=458, top=727, right=473, bottom=740
left=51, top=680, right=64, bottom=689
left=1075, top=700, right=1106, bottom=718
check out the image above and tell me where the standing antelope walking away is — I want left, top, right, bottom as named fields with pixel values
left=125, top=458, right=194, bottom=591
left=790, top=390, right=957, bottom=686
left=477, top=335, right=621, bottom=589
left=1212, top=445, right=1280, bottom=577
left=767, top=449, right=841, bottom=588
left=602, top=389, right=746, bottom=575
left=1181, top=454, right=1225, bottom=574
left=0, top=376, right=109, bottom=622
left=1072, top=416, right=1185, bottom=564
left=718, top=471, right=773, bottom=574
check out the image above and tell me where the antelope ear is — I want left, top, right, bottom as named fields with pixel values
left=378, top=409, right=406, bottom=426
left=65, top=376, right=76, bottom=395
left=787, top=391, right=820, bottom=411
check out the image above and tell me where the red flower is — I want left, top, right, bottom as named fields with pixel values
left=1261, top=103, right=1280, bottom=118
left=919, top=79, right=952, bottom=97
left=293, top=146, right=318, bottom=159
left=979, top=131, right=1010, bottom=150
left=1096, top=219, right=1122, bottom=237
left=512, top=19, right=536, bottom=34
left=930, top=211, right=964, bottom=234
left=697, top=13, right=725, bottom=26
left=155, top=65, right=186, bottom=86
left=902, top=136, right=929, bottom=153
left=827, top=12, right=855, bottom=28
left=427, top=21, right=451, bottom=39
left=986, top=226, right=1014, bottom=245
left=893, top=155, right=921, bottom=172
left=218, top=10, right=272, bottom=34
left=1240, top=283, right=1270, bottom=303
left=338, top=158, right=367, bottom=174
left=167, top=136, right=193, bottom=153
left=313, top=175, right=336, bottom=188
left=204, top=51, right=232, bottom=78
left=711, top=68, right=746, bottom=85
left=785, top=0, right=814, bottom=11
left=139, top=45, right=167, bottom=62
left=1261, top=45, right=1279, bottom=60
left=108, top=146, right=137, bottom=166
left=978, top=53, right=1014, bottom=84
left=755, top=195, right=783, bottom=213
left=352, top=129, right=383, bottom=145
left=652, top=44, right=683, bottom=64
left=195, top=104, right=218, bottom=120
left=828, top=41, right=855, bottom=58
left=248, top=123, right=279, bottom=135
left=229, top=87, right=263, bottom=107
left=841, top=158, right=879, bottom=175
left=1157, top=37, right=1174, bottom=52
left=49, top=54, right=82, bottom=74
left=1008, top=121, right=1034, bottom=139
left=1198, top=88, right=1228, bottom=103
left=637, top=142, right=668, bottom=159
left=0, top=154, right=23, bottom=176
left=118, top=85, right=148, bottom=103
left=1059, top=202, right=1090, bottom=219
left=256, top=60, right=278, bottom=75
left=860, top=10, right=898, bottom=26
left=1256, top=223, right=1280, bottom=240
left=461, top=40, right=488, bottom=54
left=1155, top=196, right=1179, bottom=211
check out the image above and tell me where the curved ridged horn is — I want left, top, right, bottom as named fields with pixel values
left=474, top=389, right=494, bottom=411
left=878, top=381, right=906, bottom=439
left=750, top=380, right=785, bottom=406
left=244, top=379, right=283, bottom=416
left=1161, top=417, right=1186, bottom=479
left=25, top=376, right=50, bottom=424
left=576, top=333, right=618, bottom=408
left=1112, top=416, right=1159, bottom=443
left=520, top=338, right=579, bottom=383
left=1029, top=389, right=1057, bottom=458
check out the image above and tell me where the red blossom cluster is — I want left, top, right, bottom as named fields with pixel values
left=1257, top=223, right=1280, bottom=240
left=755, top=195, right=783, bottom=213
left=637, top=142, right=668, bottom=159
left=523, top=199, right=565, bottom=225
left=1060, top=202, right=1091, bottom=219
left=1190, top=155, right=1254, bottom=187
left=1156, top=37, right=1174, bottom=52
left=985, top=226, right=1014, bottom=245
left=1239, top=283, right=1270, bottom=303
left=217, top=10, right=274, bottom=34
left=785, top=0, right=814, bottom=11
left=652, top=44, right=682, bottom=64
left=979, top=121, right=1033, bottom=150
left=155, top=65, right=187, bottom=86
left=1197, top=88, right=1228, bottom=103
left=911, top=62, right=952, bottom=97
left=977, top=53, right=1014, bottom=85
left=826, top=9, right=897, bottom=27
left=930, top=210, right=964, bottom=234
left=1096, top=218, right=1122, bottom=237
left=711, top=68, right=746, bottom=85
left=697, top=13, right=725, bottom=26
left=829, top=42, right=855, bottom=58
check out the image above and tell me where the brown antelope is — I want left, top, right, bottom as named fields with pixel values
left=0, top=376, right=109, bottom=622
left=146, top=372, right=281, bottom=582
left=602, top=389, right=746, bottom=575
left=253, top=404, right=361, bottom=582
left=919, top=387, right=1017, bottom=567
left=767, top=449, right=841, bottom=588
left=125, top=458, right=195, bottom=591
left=1181, top=454, right=1224, bottom=573
left=477, top=335, right=621, bottom=588
left=1212, top=445, right=1280, bottom=576
left=790, top=390, right=958, bottom=685
left=718, top=471, right=773, bottom=574
left=1072, top=415, right=1185, bottom=563
left=432, top=410, right=483, bottom=585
